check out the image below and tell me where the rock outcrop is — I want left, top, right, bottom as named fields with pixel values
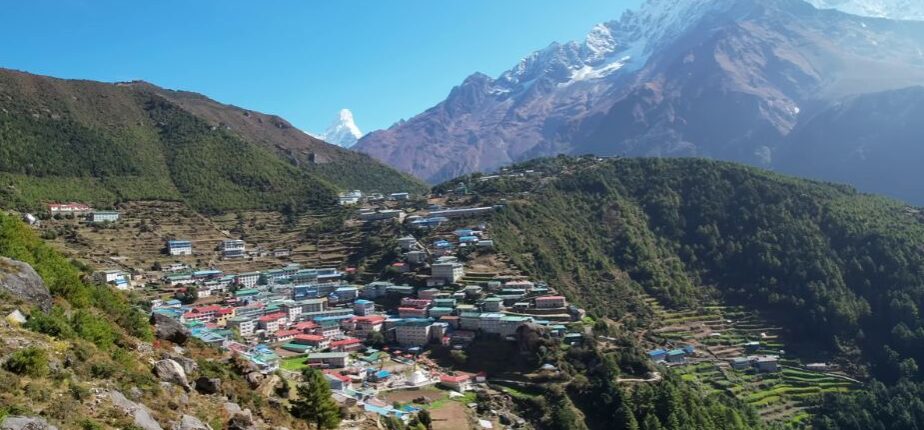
left=0, top=257, right=52, bottom=312
left=0, top=416, right=58, bottom=430
left=195, top=376, right=221, bottom=394
left=108, top=390, right=163, bottom=430
left=172, top=415, right=211, bottom=430
left=153, top=359, right=190, bottom=390
left=150, top=312, right=190, bottom=345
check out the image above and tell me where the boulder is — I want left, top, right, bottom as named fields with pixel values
left=153, top=359, right=190, bottom=390
left=169, top=355, right=198, bottom=375
left=150, top=313, right=189, bottom=345
left=108, top=390, right=163, bottom=430
left=195, top=377, right=221, bottom=395
left=0, top=416, right=58, bottom=430
left=172, top=415, right=211, bottom=430
left=226, top=414, right=256, bottom=430
left=0, top=258, right=52, bottom=312
left=244, top=371, right=264, bottom=389
left=5, top=309, right=27, bottom=325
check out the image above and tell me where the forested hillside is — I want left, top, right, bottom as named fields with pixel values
left=447, top=157, right=924, bottom=383
left=0, top=68, right=425, bottom=213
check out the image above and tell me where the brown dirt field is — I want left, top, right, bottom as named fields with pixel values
left=382, top=387, right=444, bottom=404
left=430, top=401, right=473, bottom=430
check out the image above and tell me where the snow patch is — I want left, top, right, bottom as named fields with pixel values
left=318, top=108, right=364, bottom=148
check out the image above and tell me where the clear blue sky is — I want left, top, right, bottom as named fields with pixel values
left=2, top=0, right=641, bottom=133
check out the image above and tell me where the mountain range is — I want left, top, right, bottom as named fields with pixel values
left=355, top=0, right=924, bottom=204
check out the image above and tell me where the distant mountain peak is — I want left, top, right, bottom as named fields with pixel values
left=805, top=0, right=924, bottom=20
left=320, top=108, right=363, bottom=148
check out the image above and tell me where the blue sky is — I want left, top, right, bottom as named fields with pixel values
left=2, top=0, right=641, bottom=133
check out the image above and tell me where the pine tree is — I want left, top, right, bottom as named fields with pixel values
left=290, top=368, right=341, bottom=429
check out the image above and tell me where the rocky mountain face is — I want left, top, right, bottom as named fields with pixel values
left=355, top=0, right=924, bottom=203
left=318, top=108, right=363, bottom=148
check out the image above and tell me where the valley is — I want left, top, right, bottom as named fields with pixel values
left=5, top=156, right=918, bottom=429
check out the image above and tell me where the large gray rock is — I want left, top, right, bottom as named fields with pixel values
left=226, top=414, right=256, bottom=430
left=195, top=376, right=221, bottom=395
left=0, top=258, right=52, bottom=312
left=0, top=416, right=58, bottom=430
left=169, top=355, right=198, bottom=375
left=153, top=359, right=190, bottom=390
left=108, top=390, right=163, bottom=430
left=244, top=371, right=264, bottom=389
left=150, top=312, right=189, bottom=345
left=172, top=415, right=211, bottom=430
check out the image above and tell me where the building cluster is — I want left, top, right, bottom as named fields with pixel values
left=150, top=241, right=585, bottom=375
left=647, top=340, right=781, bottom=373
left=47, top=202, right=120, bottom=224
left=339, top=190, right=413, bottom=206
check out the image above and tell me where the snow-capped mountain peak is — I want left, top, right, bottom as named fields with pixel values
left=320, top=108, right=363, bottom=148
left=805, top=0, right=924, bottom=21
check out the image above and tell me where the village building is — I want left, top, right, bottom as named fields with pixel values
left=167, top=240, right=192, bottom=256
left=395, top=319, right=434, bottom=346
left=221, top=239, right=246, bottom=258
left=293, top=334, right=330, bottom=350
left=753, top=355, right=780, bottom=372
left=359, top=209, right=405, bottom=222
left=397, top=236, right=418, bottom=251
left=227, top=316, right=256, bottom=337
left=354, top=299, right=375, bottom=316
left=94, top=269, right=130, bottom=290
left=86, top=211, right=120, bottom=223
left=306, top=352, right=351, bottom=368
left=324, top=371, right=352, bottom=390
left=236, top=272, right=261, bottom=289
left=482, top=297, right=504, bottom=312
left=330, top=337, right=363, bottom=352
left=535, top=295, right=567, bottom=309
left=399, top=307, right=428, bottom=319
left=404, top=251, right=427, bottom=265
left=431, top=262, right=464, bottom=284
left=352, top=315, right=385, bottom=338
left=257, top=312, right=288, bottom=333
left=439, top=373, right=472, bottom=392
left=273, top=329, right=301, bottom=343
left=48, top=202, right=92, bottom=216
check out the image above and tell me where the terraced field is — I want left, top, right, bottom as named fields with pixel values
left=644, top=296, right=858, bottom=427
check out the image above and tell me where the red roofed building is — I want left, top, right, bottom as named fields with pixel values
left=352, top=315, right=385, bottom=338
left=323, top=371, right=352, bottom=390
left=400, top=298, right=432, bottom=309
left=330, top=337, right=363, bottom=352
left=439, top=373, right=472, bottom=392
left=182, top=311, right=211, bottom=323
left=294, top=321, right=319, bottom=333
left=398, top=307, right=428, bottom=318
left=274, top=329, right=301, bottom=343
left=293, top=334, right=329, bottom=349
left=48, top=202, right=92, bottom=215
left=534, top=295, right=567, bottom=309
left=257, top=312, right=288, bottom=333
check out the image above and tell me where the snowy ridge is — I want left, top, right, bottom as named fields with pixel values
left=493, top=0, right=735, bottom=90
left=320, top=109, right=363, bottom=148
left=805, top=0, right=924, bottom=21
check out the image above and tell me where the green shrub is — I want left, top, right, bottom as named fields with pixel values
left=4, top=347, right=50, bottom=377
